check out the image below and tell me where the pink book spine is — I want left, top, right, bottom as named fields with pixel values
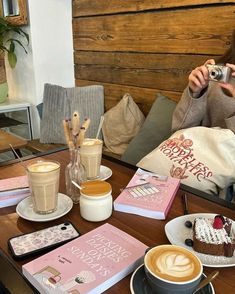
left=0, top=175, right=28, bottom=192
left=163, top=181, right=180, bottom=217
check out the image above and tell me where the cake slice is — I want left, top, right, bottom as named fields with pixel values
left=193, top=215, right=235, bottom=257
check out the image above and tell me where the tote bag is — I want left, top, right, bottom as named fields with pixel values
left=138, top=127, right=235, bottom=194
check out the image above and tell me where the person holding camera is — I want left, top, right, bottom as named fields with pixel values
left=219, top=63, right=235, bottom=98
left=172, top=30, right=235, bottom=133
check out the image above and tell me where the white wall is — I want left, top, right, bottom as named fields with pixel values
left=5, top=0, right=74, bottom=138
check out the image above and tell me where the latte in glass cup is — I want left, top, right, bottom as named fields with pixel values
left=80, top=138, right=103, bottom=180
left=144, top=245, right=203, bottom=294
left=27, top=161, right=60, bottom=214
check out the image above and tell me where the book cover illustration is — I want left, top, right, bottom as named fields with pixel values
left=114, top=168, right=180, bottom=219
left=23, top=223, right=147, bottom=294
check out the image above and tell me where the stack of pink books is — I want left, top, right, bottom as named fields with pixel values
left=114, top=168, right=180, bottom=220
left=23, top=223, right=148, bottom=294
left=0, top=175, right=30, bottom=208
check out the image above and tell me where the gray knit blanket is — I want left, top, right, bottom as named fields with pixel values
left=40, top=83, right=104, bottom=144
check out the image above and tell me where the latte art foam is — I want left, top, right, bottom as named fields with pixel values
left=145, top=245, right=202, bottom=283
left=27, top=161, right=60, bottom=214
left=28, top=162, right=59, bottom=173
left=156, top=251, right=194, bottom=278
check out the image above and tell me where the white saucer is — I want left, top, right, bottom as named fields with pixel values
left=99, top=165, right=112, bottom=181
left=165, top=213, right=235, bottom=267
left=16, top=193, right=73, bottom=222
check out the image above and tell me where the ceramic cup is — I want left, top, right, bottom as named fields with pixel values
left=27, top=160, right=60, bottom=214
left=144, top=244, right=203, bottom=294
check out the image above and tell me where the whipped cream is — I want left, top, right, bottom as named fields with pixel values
left=156, top=251, right=195, bottom=278
left=195, top=217, right=232, bottom=244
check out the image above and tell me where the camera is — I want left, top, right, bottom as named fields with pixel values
left=206, top=64, right=231, bottom=83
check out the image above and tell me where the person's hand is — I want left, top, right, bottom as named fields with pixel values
left=219, top=63, right=235, bottom=97
left=189, top=59, right=215, bottom=97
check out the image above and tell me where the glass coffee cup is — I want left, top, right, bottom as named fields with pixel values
left=144, top=244, right=203, bottom=294
left=27, top=160, right=60, bottom=214
left=80, top=138, right=103, bottom=180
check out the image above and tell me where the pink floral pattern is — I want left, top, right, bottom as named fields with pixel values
left=9, top=223, right=79, bottom=256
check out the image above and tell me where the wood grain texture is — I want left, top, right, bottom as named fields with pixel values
left=0, top=130, right=26, bottom=152
left=73, top=0, right=235, bottom=16
left=73, top=5, right=234, bottom=54
left=74, top=51, right=214, bottom=92
left=75, top=79, right=182, bottom=115
left=0, top=150, right=234, bottom=294
left=4, top=0, right=28, bottom=25
left=72, top=1, right=235, bottom=117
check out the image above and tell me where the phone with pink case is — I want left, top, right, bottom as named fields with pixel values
left=8, top=222, right=80, bottom=260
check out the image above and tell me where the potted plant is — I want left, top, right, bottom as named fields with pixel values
left=0, top=17, right=29, bottom=102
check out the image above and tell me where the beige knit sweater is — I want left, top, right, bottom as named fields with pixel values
left=172, top=78, right=235, bottom=133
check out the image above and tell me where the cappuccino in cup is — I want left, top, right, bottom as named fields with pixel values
left=27, top=161, right=60, bottom=214
left=80, top=139, right=103, bottom=180
left=144, top=245, right=203, bottom=294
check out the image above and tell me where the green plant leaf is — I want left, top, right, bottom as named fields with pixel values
left=7, top=38, right=27, bottom=54
left=9, top=41, right=15, bottom=52
left=0, top=16, right=29, bottom=67
left=8, top=51, right=17, bottom=68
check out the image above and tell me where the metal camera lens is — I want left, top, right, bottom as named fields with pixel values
left=210, top=68, right=222, bottom=80
left=61, top=226, right=67, bottom=230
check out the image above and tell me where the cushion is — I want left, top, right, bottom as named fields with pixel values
left=40, top=83, right=69, bottom=144
left=121, top=93, right=177, bottom=165
left=40, top=84, right=104, bottom=144
left=66, top=85, right=104, bottom=139
left=137, top=127, right=235, bottom=195
left=102, top=93, right=145, bottom=155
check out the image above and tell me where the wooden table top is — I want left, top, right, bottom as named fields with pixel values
left=0, top=129, right=26, bottom=152
left=0, top=149, right=234, bottom=294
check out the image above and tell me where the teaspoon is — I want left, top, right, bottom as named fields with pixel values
left=193, top=271, right=219, bottom=294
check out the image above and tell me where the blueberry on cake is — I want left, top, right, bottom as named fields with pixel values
left=193, top=215, right=235, bottom=257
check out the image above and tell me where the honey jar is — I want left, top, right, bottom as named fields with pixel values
left=80, top=180, right=112, bottom=221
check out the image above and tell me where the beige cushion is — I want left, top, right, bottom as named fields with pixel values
left=102, top=93, right=145, bottom=155
left=137, top=127, right=235, bottom=195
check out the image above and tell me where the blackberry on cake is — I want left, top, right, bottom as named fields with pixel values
left=193, top=215, right=235, bottom=257
left=185, top=220, right=193, bottom=228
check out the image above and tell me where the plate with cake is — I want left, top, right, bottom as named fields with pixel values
left=165, top=213, right=235, bottom=267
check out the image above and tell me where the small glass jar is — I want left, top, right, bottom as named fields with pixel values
left=80, top=180, right=112, bottom=222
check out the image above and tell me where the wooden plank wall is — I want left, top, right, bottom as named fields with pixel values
left=72, top=0, right=235, bottom=116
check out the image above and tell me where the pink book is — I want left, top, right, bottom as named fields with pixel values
left=114, top=168, right=180, bottom=220
left=23, top=223, right=147, bottom=294
left=0, top=175, right=30, bottom=208
left=0, top=175, right=28, bottom=193
left=0, top=191, right=30, bottom=208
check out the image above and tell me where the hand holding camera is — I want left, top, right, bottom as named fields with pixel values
left=188, top=59, right=215, bottom=97
left=189, top=59, right=233, bottom=98
left=218, top=63, right=235, bottom=97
